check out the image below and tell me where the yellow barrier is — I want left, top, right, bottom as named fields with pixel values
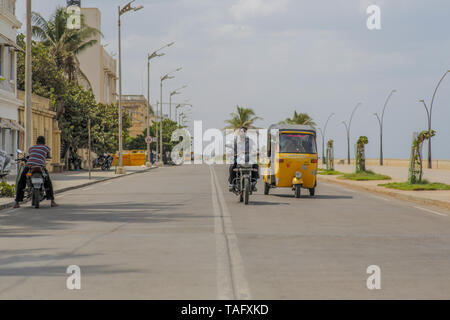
left=113, top=150, right=147, bottom=166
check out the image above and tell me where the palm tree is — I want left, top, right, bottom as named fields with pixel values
left=224, top=106, right=262, bottom=130
left=280, top=111, right=316, bottom=126
left=31, top=7, right=101, bottom=85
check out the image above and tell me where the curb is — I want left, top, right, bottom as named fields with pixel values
left=319, top=175, right=450, bottom=211
left=0, top=167, right=158, bottom=211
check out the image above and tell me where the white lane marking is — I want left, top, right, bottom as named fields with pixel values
left=210, top=165, right=251, bottom=300
left=210, top=167, right=234, bottom=300
left=413, top=206, right=447, bottom=217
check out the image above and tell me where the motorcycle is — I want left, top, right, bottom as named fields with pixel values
left=94, top=154, right=113, bottom=171
left=16, top=150, right=47, bottom=209
left=230, top=163, right=257, bottom=205
left=101, top=154, right=113, bottom=171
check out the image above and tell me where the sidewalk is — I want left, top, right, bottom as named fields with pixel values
left=0, top=166, right=156, bottom=210
left=319, top=164, right=450, bottom=210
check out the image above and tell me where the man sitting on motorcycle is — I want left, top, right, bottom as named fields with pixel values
left=228, top=126, right=260, bottom=191
left=14, top=136, right=57, bottom=208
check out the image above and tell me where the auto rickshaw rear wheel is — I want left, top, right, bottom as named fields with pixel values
left=309, top=188, right=315, bottom=197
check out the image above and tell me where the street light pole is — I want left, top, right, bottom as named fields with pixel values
left=117, top=1, right=143, bottom=174
left=146, top=42, right=174, bottom=167
left=342, top=102, right=362, bottom=165
left=374, top=89, right=396, bottom=166
left=169, top=85, right=187, bottom=120
left=176, top=104, right=192, bottom=125
left=24, top=0, right=32, bottom=152
left=425, top=70, right=450, bottom=169
left=319, top=113, right=335, bottom=165
left=159, top=68, right=182, bottom=163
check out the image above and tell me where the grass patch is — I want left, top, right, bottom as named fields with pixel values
left=0, top=181, right=15, bottom=198
left=338, top=170, right=391, bottom=181
left=317, top=169, right=344, bottom=175
left=379, top=180, right=450, bottom=191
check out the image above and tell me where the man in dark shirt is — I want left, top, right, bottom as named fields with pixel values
left=14, top=136, right=57, bottom=208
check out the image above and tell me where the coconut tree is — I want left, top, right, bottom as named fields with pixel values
left=31, top=7, right=101, bottom=85
left=280, top=111, right=316, bottom=126
left=224, top=106, right=262, bottom=130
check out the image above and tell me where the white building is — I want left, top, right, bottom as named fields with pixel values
left=77, top=8, right=117, bottom=105
left=0, top=0, right=23, bottom=157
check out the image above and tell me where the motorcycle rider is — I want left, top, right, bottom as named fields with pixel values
left=14, top=136, right=57, bottom=208
left=228, top=126, right=259, bottom=191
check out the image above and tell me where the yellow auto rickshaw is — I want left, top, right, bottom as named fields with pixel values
left=263, top=124, right=318, bottom=198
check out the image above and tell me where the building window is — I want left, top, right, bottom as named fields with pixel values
left=9, top=50, right=14, bottom=80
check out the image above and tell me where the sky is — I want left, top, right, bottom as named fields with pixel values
left=16, top=0, right=450, bottom=159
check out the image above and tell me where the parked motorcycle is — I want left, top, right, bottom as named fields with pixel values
left=101, top=154, right=113, bottom=171
left=230, top=163, right=257, bottom=205
left=93, top=154, right=113, bottom=171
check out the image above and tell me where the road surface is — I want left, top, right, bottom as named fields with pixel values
left=0, top=164, right=449, bottom=299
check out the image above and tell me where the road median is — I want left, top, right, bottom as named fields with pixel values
left=319, top=174, right=450, bottom=211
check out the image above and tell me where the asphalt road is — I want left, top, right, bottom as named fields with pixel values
left=0, top=164, right=450, bottom=299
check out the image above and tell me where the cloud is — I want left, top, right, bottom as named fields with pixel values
left=216, top=24, right=254, bottom=38
left=230, top=0, right=290, bottom=20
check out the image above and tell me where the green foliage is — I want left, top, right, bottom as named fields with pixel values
left=16, top=34, right=67, bottom=100
left=380, top=181, right=450, bottom=191
left=326, top=139, right=334, bottom=171
left=91, top=103, right=132, bottom=154
left=31, top=7, right=101, bottom=83
left=408, top=130, right=436, bottom=184
left=125, top=119, right=181, bottom=154
left=0, top=182, right=15, bottom=198
left=355, top=136, right=369, bottom=173
left=279, top=111, right=316, bottom=126
left=317, top=169, right=343, bottom=176
left=16, top=6, right=130, bottom=157
left=339, top=170, right=391, bottom=181
left=224, top=106, right=262, bottom=130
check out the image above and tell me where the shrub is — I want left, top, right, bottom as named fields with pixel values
left=0, top=181, right=15, bottom=198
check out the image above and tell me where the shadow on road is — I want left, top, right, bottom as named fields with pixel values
left=0, top=201, right=196, bottom=236
left=271, top=194, right=353, bottom=200
left=250, top=201, right=290, bottom=206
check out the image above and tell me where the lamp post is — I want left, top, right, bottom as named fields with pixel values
left=118, top=0, right=143, bottom=174
left=373, top=89, right=396, bottom=166
left=159, top=67, right=182, bottom=164
left=176, top=104, right=192, bottom=125
left=24, top=0, right=32, bottom=152
left=169, top=85, right=187, bottom=120
left=318, top=113, right=335, bottom=166
left=342, top=102, right=362, bottom=165
left=146, top=42, right=175, bottom=167
left=419, top=70, right=450, bottom=169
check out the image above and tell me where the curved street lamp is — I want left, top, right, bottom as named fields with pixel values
left=117, top=0, right=143, bottom=174
left=146, top=41, right=175, bottom=166
left=170, top=85, right=187, bottom=120
left=159, top=67, right=182, bottom=163
left=419, top=70, right=450, bottom=169
left=342, top=102, right=362, bottom=165
left=318, top=113, right=335, bottom=165
left=373, top=89, right=396, bottom=166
